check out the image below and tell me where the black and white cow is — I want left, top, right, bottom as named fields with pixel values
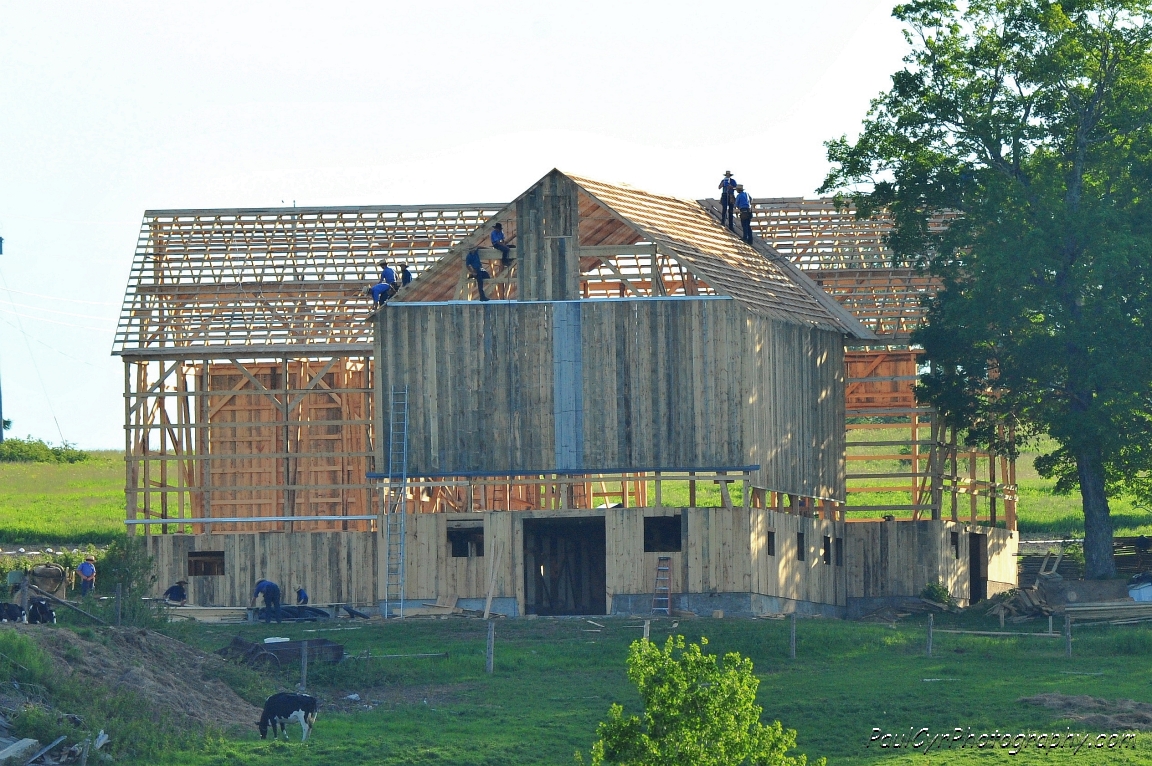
left=258, top=693, right=318, bottom=741
left=0, top=603, right=23, bottom=622
left=26, top=599, right=55, bottom=625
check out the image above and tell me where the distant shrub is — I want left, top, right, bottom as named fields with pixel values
left=0, top=437, right=88, bottom=463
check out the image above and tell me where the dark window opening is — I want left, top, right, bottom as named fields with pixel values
left=448, top=527, right=484, bottom=558
left=950, top=531, right=960, bottom=560
left=766, top=530, right=776, bottom=556
left=188, top=551, right=224, bottom=577
left=644, top=516, right=682, bottom=552
left=524, top=517, right=606, bottom=616
left=835, top=537, right=844, bottom=566
left=822, top=535, right=832, bottom=565
left=797, top=532, right=806, bottom=562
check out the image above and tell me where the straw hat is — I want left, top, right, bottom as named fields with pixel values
left=84, top=555, right=96, bottom=562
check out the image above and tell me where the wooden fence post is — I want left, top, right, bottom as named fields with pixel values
left=926, top=614, right=933, bottom=657
left=115, top=583, right=122, bottom=627
left=486, top=621, right=495, bottom=674
left=790, top=613, right=797, bottom=659
left=1064, top=615, right=1072, bottom=658
left=301, top=639, right=309, bottom=691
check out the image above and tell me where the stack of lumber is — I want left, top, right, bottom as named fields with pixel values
left=984, top=587, right=1053, bottom=623
left=1066, top=601, right=1152, bottom=624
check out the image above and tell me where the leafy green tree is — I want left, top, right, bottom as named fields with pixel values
left=577, top=636, right=822, bottom=766
left=821, top=0, right=1152, bottom=577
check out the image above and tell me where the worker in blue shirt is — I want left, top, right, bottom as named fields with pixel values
left=370, top=259, right=399, bottom=305
left=718, top=171, right=738, bottom=230
left=163, top=580, right=188, bottom=606
left=465, top=249, right=490, bottom=302
left=399, top=263, right=413, bottom=288
left=296, top=586, right=309, bottom=605
left=490, top=223, right=513, bottom=265
left=735, top=185, right=754, bottom=244
left=250, top=579, right=283, bottom=623
left=77, top=555, right=96, bottom=596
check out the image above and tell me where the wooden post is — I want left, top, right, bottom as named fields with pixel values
left=926, top=613, right=933, bottom=657
left=790, top=612, right=797, bottom=659
left=18, top=575, right=28, bottom=615
left=655, top=473, right=662, bottom=508
left=689, top=472, right=696, bottom=508
left=301, top=639, right=309, bottom=691
left=485, top=620, right=495, bottom=674
left=1064, top=615, right=1072, bottom=657
left=643, top=620, right=650, bottom=641
left=1048, top=615, right=1054, bottom=635
left=115, top=583, right=122, bottom=627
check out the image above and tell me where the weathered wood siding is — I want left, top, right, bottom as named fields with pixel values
left=376, top=297, right=844, bottom=499
left=148, top=532, right=377, bottom=606
left=845, top=521, right=1017, bottom=602
left=517, top=171, right=581, bottom=301
left=742, top=316, right=844, bottom=500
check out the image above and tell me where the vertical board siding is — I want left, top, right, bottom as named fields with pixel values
left=150, top=532, right=377, bottom=607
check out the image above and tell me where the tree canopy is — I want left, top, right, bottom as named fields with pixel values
left=821, top=0, right=1152, bottom=577
left=578, top=636, right=820, bottom=766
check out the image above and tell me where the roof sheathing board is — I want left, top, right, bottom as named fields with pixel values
left=568, top=175, right=857, bottom=334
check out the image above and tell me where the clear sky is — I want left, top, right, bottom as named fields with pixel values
left=0, top=0, right=907, bottom=449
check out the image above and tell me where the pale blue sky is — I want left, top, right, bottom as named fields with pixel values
left=0, top=0, right=905, bottom=448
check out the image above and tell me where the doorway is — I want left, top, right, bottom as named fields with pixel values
left=523, top=517, right=606, bottom=615
left=969, top=532, right=989, bottom=603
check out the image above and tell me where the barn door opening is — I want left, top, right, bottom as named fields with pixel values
left=969, top=532, right=989, bottom=603
left=523, top=517, right=606, bottom=615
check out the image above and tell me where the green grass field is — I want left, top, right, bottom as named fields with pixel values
left=109, top=612, right=1152, bottom=764
left=0, top=450, right=124, bottom=544
left=0, top=445, right=1148, bottom=544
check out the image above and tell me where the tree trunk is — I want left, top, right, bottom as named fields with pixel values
left=1077, top=450, right=1116, bottom=579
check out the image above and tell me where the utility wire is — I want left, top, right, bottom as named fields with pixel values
left=0, top=306, right=108, bottom=331
left=0, top=315, right=101, bottom=368
left=0, top=264, right=66, bottom=442
left=0, top=287, right=118, bottom=306
left=0, top=298, right=113, bottom=321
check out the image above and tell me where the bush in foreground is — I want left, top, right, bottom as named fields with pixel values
left=578, top=636, right=823, bottom=766
left=0, top=437, right=88, bottom=464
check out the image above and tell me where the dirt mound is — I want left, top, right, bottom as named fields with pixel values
left=1021, top=693, right=1152, bottom=730
left=18, top=625, right=261, bottom=731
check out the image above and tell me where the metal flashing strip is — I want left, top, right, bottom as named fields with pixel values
left=367, top=464, right=760, bottom=480
left=381, top=295, right=735, bottom=308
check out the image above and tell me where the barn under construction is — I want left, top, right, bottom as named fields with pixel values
left=114, top=170, right=1017, bottom=617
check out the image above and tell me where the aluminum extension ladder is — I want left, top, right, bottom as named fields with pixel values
left=383, top=386, right=409, bottom=618
left=652, top=556, right=672, bottom=616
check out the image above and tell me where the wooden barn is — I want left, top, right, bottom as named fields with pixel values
left=116, top=171, right=1016, bottom=617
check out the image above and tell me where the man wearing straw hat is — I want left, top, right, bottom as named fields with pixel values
left=718, top=171, right=738, bottom=230
left=735, top=184, right=754, bottom=244
left=163, top=579, right=189, bottom=606
left=77, top=555, right=96, bottom=597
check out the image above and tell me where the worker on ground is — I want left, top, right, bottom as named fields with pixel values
left=718, top=171, right=738, bottom=231
left=399, top=263, right=413, bottom=289
left=163, top=579, right=188, bottom=606
left=465, top=249, right=490, bottom=302
left=77, top=555, right=96, bottom=597
left=296, top=585, right=309, bottom=605
left=490, top=223, right=513, bottom=265
left=370, top=259, right=399, bottom=305
left=735, top=185, right=754, bottom=244
left=251, top=579, right=283, bottom=624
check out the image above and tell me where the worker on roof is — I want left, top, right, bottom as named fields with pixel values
left=490, top=223, right=513, bottom=266
left=400, top=263, right=413, bottom=289
left=465, top=249, right=491, bottom=302
left=163, top=579, right=188, bottom=606
left=370, top=259, right=399, bottom=305
left=718, top=171, right=738, bottom=231
left=735, top=185, right=754, bottom=244
left=251, top=579, right=283, bottom=624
